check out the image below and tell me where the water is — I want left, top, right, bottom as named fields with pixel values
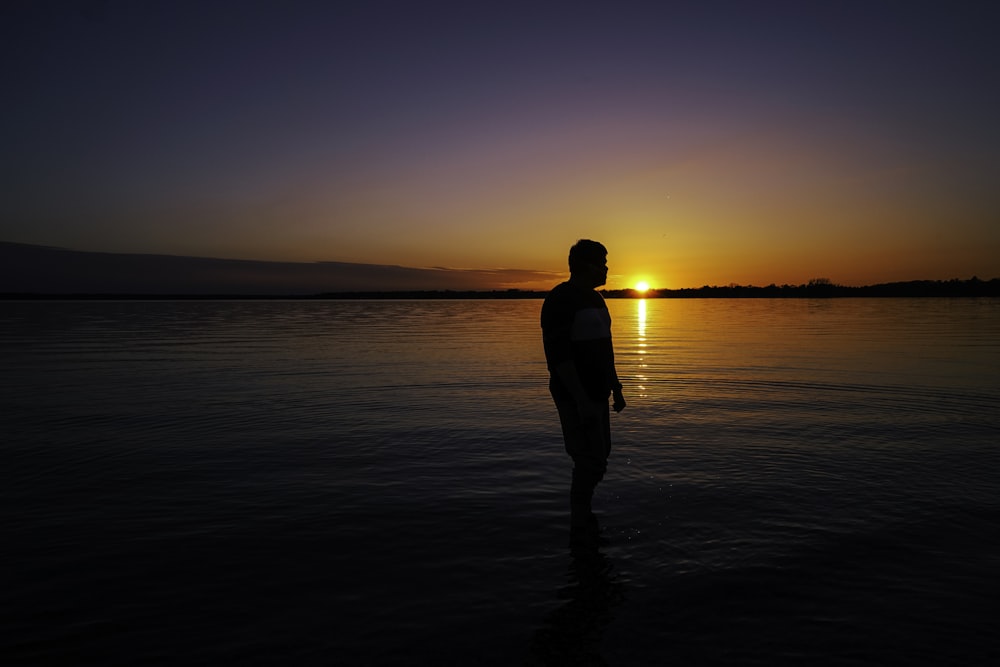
left=2, top=298, right=998, bottom=666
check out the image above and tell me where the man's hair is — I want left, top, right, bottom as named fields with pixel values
left=568, top=239, right=607, bottom=273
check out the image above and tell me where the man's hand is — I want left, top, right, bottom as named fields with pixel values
left=612, top=387, right=626, bottom=413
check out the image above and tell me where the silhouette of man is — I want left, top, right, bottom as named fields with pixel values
left=541, top=239, right=626, bottom=547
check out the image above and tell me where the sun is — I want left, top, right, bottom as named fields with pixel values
left=634, top=281, right=650, bottom=293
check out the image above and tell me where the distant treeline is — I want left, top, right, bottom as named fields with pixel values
left=319, top=277, right=1000, bottom=299
left=4, top=278, right=998, bottom=300
left=606, top=277, right=1000, bottom=299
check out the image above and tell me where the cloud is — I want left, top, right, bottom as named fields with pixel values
left=0, top=242, right=559, bottom=294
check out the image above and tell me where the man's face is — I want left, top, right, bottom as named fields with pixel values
left=585, top=255, right=609, bottom=288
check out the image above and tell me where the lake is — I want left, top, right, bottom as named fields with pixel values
left=2, top=297, right=999, bottom=665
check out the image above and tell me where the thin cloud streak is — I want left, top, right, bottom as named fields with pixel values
left=0, top=243, right=562, bottom=295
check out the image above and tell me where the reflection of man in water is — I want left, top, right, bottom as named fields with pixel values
left=541, top=239, right=626, bottom=548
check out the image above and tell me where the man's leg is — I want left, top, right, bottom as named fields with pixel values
left=555, top=399, right=611, bottom=534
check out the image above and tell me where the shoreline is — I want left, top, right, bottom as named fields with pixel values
left=2, top=278, right=999, bottom=301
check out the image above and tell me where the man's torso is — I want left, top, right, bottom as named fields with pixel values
left=541, top=281, right=614, bottom=401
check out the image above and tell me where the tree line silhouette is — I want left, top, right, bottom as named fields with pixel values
left=313, top=276, right=1000, bottom=299
left=604, top=276, right=1000, bottom=298
left=311, top=277, right=998, bottom=299
left=5, top=278, right=997, bottom=300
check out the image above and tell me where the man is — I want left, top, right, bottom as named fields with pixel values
left=541, top=239, right=626, bottom=547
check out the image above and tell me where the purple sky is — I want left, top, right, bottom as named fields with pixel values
left=3, top=1, right=998, bottom=290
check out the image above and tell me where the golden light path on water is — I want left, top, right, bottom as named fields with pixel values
left=635, top=298, right=648, bottom=400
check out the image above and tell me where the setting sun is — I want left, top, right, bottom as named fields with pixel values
left=634, top=281, right=650, bottom=292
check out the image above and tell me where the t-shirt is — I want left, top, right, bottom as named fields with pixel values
left=540, top=281, right=615, bottom=401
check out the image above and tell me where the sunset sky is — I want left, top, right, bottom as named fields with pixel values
left=3, top=1, right=998, bottom=291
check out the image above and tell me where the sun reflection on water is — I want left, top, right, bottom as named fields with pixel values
left=635, top=298, right=648, bottom=398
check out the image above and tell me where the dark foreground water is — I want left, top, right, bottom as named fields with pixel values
left=3, top=298, right=999, bottom=665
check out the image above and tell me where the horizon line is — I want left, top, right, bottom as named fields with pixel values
left=1, top=242, right=996, bottom=295
left=3, top=277, right=998, bottom=301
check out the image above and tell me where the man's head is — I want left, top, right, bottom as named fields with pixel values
left=568, top=239, right=609, bottom=288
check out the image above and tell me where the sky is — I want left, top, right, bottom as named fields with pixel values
left=3, top=0, right=999, bottom=291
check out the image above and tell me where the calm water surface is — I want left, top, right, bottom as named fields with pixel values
left=2, top=298, right=999, bottom=665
